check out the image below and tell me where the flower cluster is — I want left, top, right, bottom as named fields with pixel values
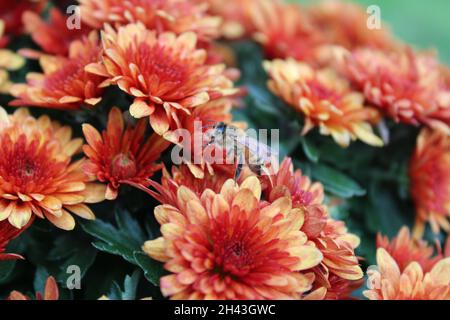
left=143, top=158, right=363, bottom=300
left=365, top=227, right=450, bottom=300
left=0, top=0, right=449, bottom=302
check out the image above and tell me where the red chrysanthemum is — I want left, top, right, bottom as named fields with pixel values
left=143, top=176, right=323, bottom=299
left=0, top=20, right=25, bottom=94
left=409, top=128, right=450, bottom=237
left=79, top=0, right=221, bottom=42
left=251, top=0, right=324, bottom=62
left=307, top=0, right=396, bottom=51
left=22, top=8, right=92, bottom=57
left=343, top=48, right=450, bottom=133
left=86, top=23, right=238, bottom=135
left=364, top=248, right=450, bottom=300
left=265, top=58, right=383, bottom=147
left=206, top=0, right=260, bottom=39
left=8, top=276, right=59, bottom=300
left=264, top=158, right=364, bottom=299
left=0, top=219, right=31, bottom=261
left=10, top=32, right=105, bottom=110
left=377, top=226, right=445, bottom=273
left=0, top=107, right=105, bottom=230
left=0, top=0, right=46, bottom=36
left=82, top=107, right=170, bottom=200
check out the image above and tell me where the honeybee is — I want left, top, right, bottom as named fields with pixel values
left=203, top=122, right=279, bottom=178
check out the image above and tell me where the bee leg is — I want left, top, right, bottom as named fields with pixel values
left=235, top=153, right=245, bottom=180
left=235, top=163, right=243, bottom=180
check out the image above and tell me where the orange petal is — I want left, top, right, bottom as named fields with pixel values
left=45, top=209, right=75, bottom=231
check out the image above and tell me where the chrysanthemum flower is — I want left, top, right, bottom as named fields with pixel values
left=0, top=20, right=25, bottom=94
left=8, top=276, right=59, bottom=300
left=82, top=107, right=170, bottom=200
left=0, top=220, right=30, bottom=260
left=149, top=163, right=237, bottom=210
left=86, top=23, right=237, bottom=135
left=364, top=248, right=450, bottom=300
left=79, top=0, right=221, bottom=41
left=143, top=176, right=323, bottom=299
left=409, top=128, right=450, bottom=237
left=307, top=0, right=396, bottom=51
left=22, top=8, right=92, bottom=57
left=251, top=0, right=324, bottom=62
left=343, top=48, right=450, bottom=133
left=206, top=0, right=260, bottom=39
left=377, top=226, right=445, bottom=272
left=0, top=107, right=105, bottom=230
left=265, top=158, right=364, bottom=299
left=264, top=58, right=383, bottom=147
left=0, top=0, right=46, bottom=36
left=10, top=32, right=104, bottom=110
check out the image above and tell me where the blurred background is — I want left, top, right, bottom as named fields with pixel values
left=296, top=0, right=450, bottom=64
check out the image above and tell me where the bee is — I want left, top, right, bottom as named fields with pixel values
left=203, top=122, right=278, bottom=179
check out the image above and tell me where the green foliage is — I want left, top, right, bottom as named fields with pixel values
left=80, top=209, right=166, bottom=286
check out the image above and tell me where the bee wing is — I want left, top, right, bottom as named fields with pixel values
left=235, top=135, right=277, bottom=160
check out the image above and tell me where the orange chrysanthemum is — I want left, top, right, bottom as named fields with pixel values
left=409, top=128, right=450, bottom=237
left=8, top=276, right=59, bottom=300
left=0, top=220, right=30, bottom=261
left=265, top=158, right=364, bottom=299
left=0, top=107, right=105, bottom=230
left=364, top=248, right=450, bottom=300
left=82, top=107, right=170, bottom=200
left=86, top=23, right=237, bottom=135
left=143, top=176, right=323, bottom=299
left=251, top=0, right=324, bottom=62
left=10, top=32, right=104, bottom=110
left=307, top=0, right=396, bottom=51
left=377, top=226, right=445, bottom=273
left=22, top=8, right=92, bottom=57
left=206, top=0, right=259, bottom=39
left=79, top=0, right=221, bottom=41
left=0, top=0, right=46, bottom=36
left=343, top=48, right=450, bottom=133
left=264, top=58, right=383, bottom=147
left=0, top=20, right=25, bottom=94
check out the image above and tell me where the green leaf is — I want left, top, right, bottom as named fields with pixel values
left=34, top=266, right=50, bottom=295
left=56, top=243, right=97, bottom=287
left=297, top=162, right=366, bottom=198
left=80, top=209, right=165, bottom=286
left=106, top=270, right=141, bottom=300
left=300, top=137, right=320, bottom=163
left=0, top=260, right=17, bottom=284
left=80, top=210, right=141, bottom=265
left=134, top=252, right=166, bottom=286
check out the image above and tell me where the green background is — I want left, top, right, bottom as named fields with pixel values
left=296, top=0, right=450, bottom=64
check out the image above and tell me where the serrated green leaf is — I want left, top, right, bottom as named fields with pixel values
left=80, top=210, right=164, bottom=286
left=80, top=212, right=141, bottom=264
left=105, top=270, right=141, bottom=300
left=56, top=243, right=97, bottom=288
left=296, top=162, right=366, bottom=198
left=134, top=252, right=166, bottom=286
left=122, top=270, right=140, bottom=300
